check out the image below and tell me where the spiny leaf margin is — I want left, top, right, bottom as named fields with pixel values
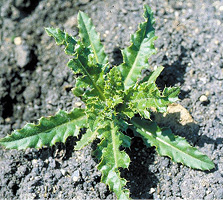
left=131, top=117, right=215, bottom=170
left=96, top=120, right=131, bottom=200
left=78, top=11, right=108, bottom=64
left=118, top=5, right=157, bottom=90
left=0, top=108, right=87, bottom=150
left=45, top=27, right=77, bottom=55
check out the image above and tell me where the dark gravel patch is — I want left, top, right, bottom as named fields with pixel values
left=0, top=0, right=222, bottom=199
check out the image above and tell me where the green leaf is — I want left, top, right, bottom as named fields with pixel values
left=126, top=80, right=180, bottom=119
left=162, top=87, right=180, bottom=102
left=118, top=5, right=157, bottom=90
left=140, top=66, right=164, bottom=84
left=75, top=112, right=109, bottom=151
left=131, top=117, right=215, bottom=170
left=1, top=6, right=214, bottom=200
left=121, top=66, right=179, bottom=119
left=104, top=67, right=124, bottom=108
left=104, top=67, right=124, bottom=98
left=97, top=120, right=130, bottom=200
left=0, top=109, right=86, bottom=150
left=75, top=129, right=97, bottom=150
left=67, top=43, right=105, bottom=100
left=78, top=11, right=108, bottom=64
left=45, top=27, right=77, bottom=55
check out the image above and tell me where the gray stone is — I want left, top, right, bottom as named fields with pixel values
left=15, top=45, right=31, bottom=68
left=23, top=82, right=40, bottom=103
left=72, top=170, right=80, bottom=182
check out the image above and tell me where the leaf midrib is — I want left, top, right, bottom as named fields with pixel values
left=123, top=22, right=152, bottom=89
left=79, top=12, right=100, bottom=63
left=76, top=58, right=105, bottom=100
left=131, top=96, right=168, bottom=108
left=3, top=114, right=86, bottom=143
left=139, top=127, right=211, bottom=167
left=111, top=121, right=118, bottom=168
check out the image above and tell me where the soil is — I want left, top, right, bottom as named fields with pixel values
left=0, top=0, right=223, bottom=199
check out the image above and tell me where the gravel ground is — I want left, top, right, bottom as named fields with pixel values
left=0, top=0, right=223, bottom=199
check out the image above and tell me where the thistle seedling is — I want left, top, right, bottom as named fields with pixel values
left=0, top=5, right=214, bottom=200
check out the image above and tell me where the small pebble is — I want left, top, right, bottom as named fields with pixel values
left=72, top=170, right=80, bottom=182
left=5, top=117, right=11, bottom=122
left=23, top=83, right=40, bottom=103
left=149, top=188, right=156, bottom=194
left=14, top=37, right=22, bottom=45
left=15, top=44, right=31, bottom=68
left=74, top=102, right=82, bottom=107
left=60, top=169, right=66, bottom=176
left=199, top=95, right=208, bottom=102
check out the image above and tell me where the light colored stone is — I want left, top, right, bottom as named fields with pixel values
left=5, top=117, right=11, bottom=122
left=15, top=45, right=31, bottom=67
left=14, top=37, right=22, bottom=45
left=149, top=188, right=156, bottom=194
left=64, top=15, right=77, bottom=28
left=60, top=169, right=66, bottom=176
left=199, top=95, right=208, bottom=102
left=152, top=103, right=199, bottom=135
left=72, top=170, right=80, bottom=182
left=75, top=102, right=82, bottom=107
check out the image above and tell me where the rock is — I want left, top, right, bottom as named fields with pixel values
left=149, top=188, right=156, bottom=194
left=60, top=169, right=66, bottom=176
left=23, top=82, right=40, bottom=103
left=199, top=95, right=208, bottom=102
left=152, top=103, right=200, bottom=142
left=54, top=169, right=62, bottom=179
left=48, top=157, right=56, bottom=169
left=14, top=37, right=22, bottom=45
left=72, top=170, right=80, bottom=182
left=15, top=45, right=31, bottom=68
left=74, top=102, right=82, bottom=107
left=64, top=15, right=77, bottom=28
left=14, top=0, right=32, bottom=9
left=16, top=165, right=28, bottom=178
left=153, top=103, right=195, bottom=126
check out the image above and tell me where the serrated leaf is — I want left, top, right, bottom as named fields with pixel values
left=1, top=6, right=215, bottom=200
left=131, top=117, right=215, bottom=170
left=67, top=44, right=105, bottom=100
left=140, top=66, right=164, bottom=84
left=76, top=114, right=111, bottom=151
left=162, top=87, right=180, bottom=102
left=97, top=121, right=130, bottom=199
left=104, top=67, right=124, bottom=108
left=78, top=11, right=108, bottom=64
left=0, top=109, right=86, bottom=150
left=45, top=27, right=77, bottom=55
left=118, top=5, right=157, bottom=90
left=126, top=80, right=180, bottom=119
left=104, top=67, right=124, bottom=98
left=75, top=129, right=97, bottom=150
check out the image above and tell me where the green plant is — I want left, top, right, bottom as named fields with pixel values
left=0, top=5, right=214, bottom=200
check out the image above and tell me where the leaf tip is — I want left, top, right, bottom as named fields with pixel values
left=143, top=4, right=155, bottom=24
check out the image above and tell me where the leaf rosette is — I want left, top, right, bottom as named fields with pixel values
left=0, top=5, right=214, bottom=200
